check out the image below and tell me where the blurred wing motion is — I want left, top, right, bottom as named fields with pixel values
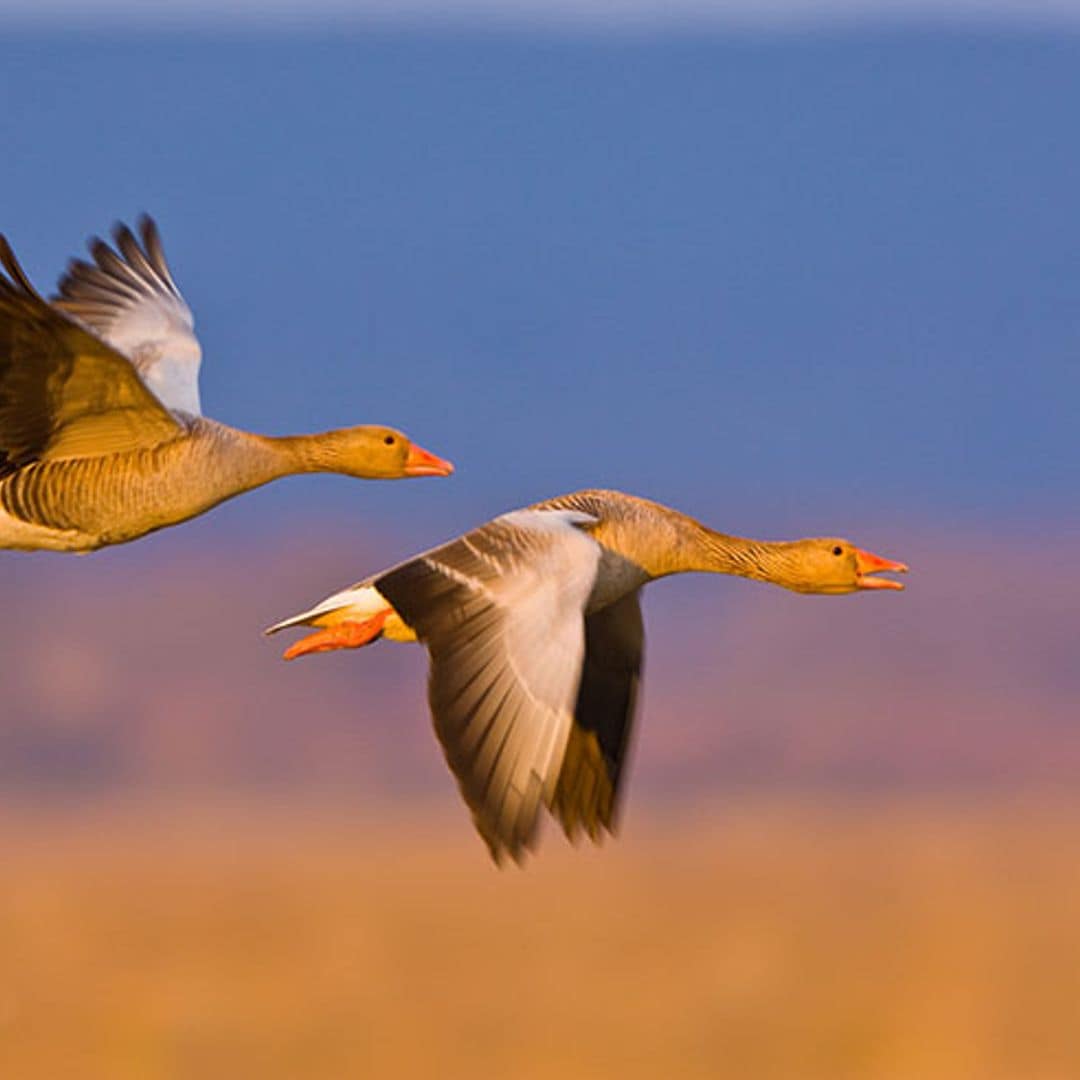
left=0, top=236, right=183, bottom=474
left=375, top=509, right=603, bottom=863
left=54, top=215, right=203, bottom=415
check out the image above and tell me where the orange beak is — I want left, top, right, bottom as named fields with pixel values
left=403, top=442, right=454, bottom=478
left=854, top=548, right=909, bottom=591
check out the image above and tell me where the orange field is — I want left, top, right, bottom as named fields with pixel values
left=2, top=798, right=1079, bottom=1079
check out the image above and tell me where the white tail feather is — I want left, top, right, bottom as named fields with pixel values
left=264, top=583, right=387, bottom=636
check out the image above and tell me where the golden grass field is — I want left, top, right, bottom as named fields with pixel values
left=2, top=798, right=1079, bottom=1079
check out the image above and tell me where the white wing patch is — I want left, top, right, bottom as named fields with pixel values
left=109, top=291, right=202, bottom=416
left=54, top=217, right=204, bottom=416
left=374, top=506, right=603, bottom=861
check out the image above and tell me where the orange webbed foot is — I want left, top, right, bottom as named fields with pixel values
left=282, top=611, right=389, bottom=661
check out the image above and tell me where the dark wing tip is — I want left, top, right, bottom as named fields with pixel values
left=54, top=215, right=180, bottom=309
left=137, top=213, right=159, bottom=246
left=481, top=829, right=530, bottom=869
left=0, top=235, right=17, bottom=283
left=87, top=235, right=113, bottom=265
left=64, top=256, right=94, bottom=279
left=56, top=234, right=141, bottom=305
left=111, top=220, right=139, bottom=254
left=137, top=214, right=174, bottom=287
left=0, top=234, right=45, bottom=301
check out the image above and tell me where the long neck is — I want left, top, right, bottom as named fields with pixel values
left=672, top=523, right=799, bottom=584
left=577, top=496, right=796, bottom=585
left=144, top=423, right=312, bottom=508
left=541, top=491, right=804, bottom=587
left=631, top=509, right=799, bottom=586
left=163, top=427, right=339, bottom=508
left=248, top=430, right=347, bottom=477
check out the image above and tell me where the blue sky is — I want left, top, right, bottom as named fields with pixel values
left=0, top=19, right=1076, bottom=550
left=5, top=2, right=1080, bottom=29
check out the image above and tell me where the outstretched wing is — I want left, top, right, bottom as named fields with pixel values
left=376, top=509, right=602, bottom=864
left=0, top=235, right=182, bottom=474
left=54, top=215, right=202, bottom=415
left=553, top=590, right=644, bottom=843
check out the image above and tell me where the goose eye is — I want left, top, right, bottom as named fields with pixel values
left=832, top=546, right=843, bottom=556
left=384, top=435, right=395, bottom=446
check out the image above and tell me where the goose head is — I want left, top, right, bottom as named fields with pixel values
left=777, top=538, right=908, bottom=595
left=324, top=425, right=455, bottom=479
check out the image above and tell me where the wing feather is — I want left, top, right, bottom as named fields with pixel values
left=376, top=509, right=601, bottom=863
left=553, top=590, right=644, bottom=841
left=54, top=216, right=203, bottom=415
left=0, top=235, right=182, bottom=472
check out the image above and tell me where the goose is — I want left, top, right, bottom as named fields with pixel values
left=0, top=217, right=453, bottom=552
left=266, top=489, right=908, bottom=864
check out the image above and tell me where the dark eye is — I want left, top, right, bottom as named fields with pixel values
left=384, top=435, right=395, bottom=446
left=832, top=546, right=843, bottom=556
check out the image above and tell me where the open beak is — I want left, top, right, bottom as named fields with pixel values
left=404, top=442, right=455, bottom=478
left=854, top=548, right=909, bottom=591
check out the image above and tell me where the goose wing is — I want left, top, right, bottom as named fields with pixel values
left=0, top=236, right=182, bottom=473
left=53, top=216, right=203, bottom=415
left=375, top=508, right=602, bottom=864
left=554, top=590, right=644, bottom=842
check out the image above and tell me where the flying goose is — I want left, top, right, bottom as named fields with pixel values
left=0, top=217, right=453, bottom=552
left=267, top=489, right=908, bottom=864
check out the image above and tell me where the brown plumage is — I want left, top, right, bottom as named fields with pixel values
left=0, top=217, right=453, bottom=552
left=267, top=490, right=908, bottom=864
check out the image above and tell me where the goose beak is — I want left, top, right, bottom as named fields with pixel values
left=404, top=443, right=455, bottom=478
left=854, top=548, right=909, bottom=591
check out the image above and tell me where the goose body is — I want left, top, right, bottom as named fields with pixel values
left=0, top=217, right=453, bottom=553
left=268, top=489, right=908, bottom=864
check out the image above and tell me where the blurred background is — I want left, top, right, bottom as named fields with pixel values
left=1, top=2, right=1079, bottom=1076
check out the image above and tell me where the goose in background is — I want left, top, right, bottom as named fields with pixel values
left=0, top=216, right=453, bottom=552
left=267, top=489, right=908, bottom=864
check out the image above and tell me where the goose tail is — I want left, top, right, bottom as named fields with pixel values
left=264, top=582, right=387, bottom=636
